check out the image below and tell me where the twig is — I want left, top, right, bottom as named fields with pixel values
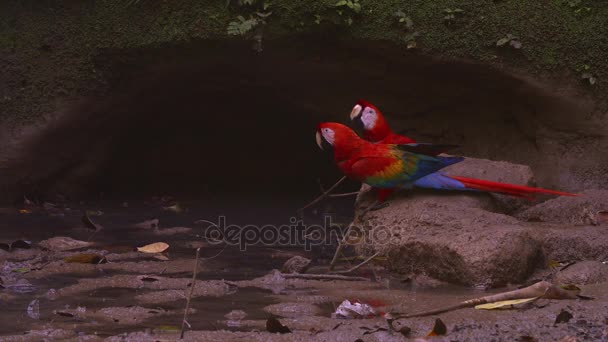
left=282, top=273, right=370, bottom=281
left=329, top=189, right=369, bottom=198
left=329, top=201, right=378, bottom=270
left=390, top=281, right=579, bottom=319
left=297, top=176, right=346, bottom=214
left=331, top=251, right=381, bottom=274
left=180, top=247, right=201, bottom=339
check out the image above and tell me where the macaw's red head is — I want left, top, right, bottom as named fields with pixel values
left=349, top=99, right=392, bottom=142
left=316, top=122, right=361, bottom=152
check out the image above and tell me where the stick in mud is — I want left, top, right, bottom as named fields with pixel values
left=180, top=247, right=201, bottom=339
left=331, top=251, right=381, bottom=275
left=282, top=273, right=370, bottom=281
left=391, top=281, right=581, bottom=319
left=329, top=200, right=379, bottom=270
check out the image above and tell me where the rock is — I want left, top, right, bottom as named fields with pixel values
left=263, top=302, right=321, bottom=318
left=527, top=224, right=608, bottom=262
left=554, top=261, right=608, bottom=286
left=442, top=157, right=537, bottom=213
left=357, top=190, right=541, bottom=287
left=225, top=310, right=247, bottom=320
left=517, top=189, right=608, bottom=225
left=38, top=236, right=93, bottom=251
left=281, top=256, right=311, bottom=274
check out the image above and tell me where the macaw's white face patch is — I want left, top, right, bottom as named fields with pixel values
left=321, top=127, right=335, bottom=145
left=361, top=107, right=377, bottom=130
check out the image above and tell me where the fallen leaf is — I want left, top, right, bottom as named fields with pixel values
left=475, top=297, right=539, bottom=310
left=427, top=318, right=447, bottom=336
left=137, top=242, right=169, bottom=253
left=64, top=253, right=107, bottom=264
left=555, top=309, right=573, bottom=324
left=11, top=240, right=32, bottom=250
left=162, top=203, right=183, bottom=214
left=86, top=210, right=103, bottom=216
left=19, top=209, right=32, bottom=214
left=54, top=310, right=75, bottom=317
left=39, top=237, right=94, bottom=251
left=560, top=284, right=581, bottom=291
left=13, top=267, right=30, bottom=273
left=156, top=325, right=180, bottom=331
left=138, top=276, right=160, bottom=282
left=428, top=318, right=447, bottom=336
left=267, top=317, right=291, bottom=333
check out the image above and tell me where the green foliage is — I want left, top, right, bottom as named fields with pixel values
left=496, top=34, right=522, bottom=49
left=335, top=0, right=361, bottom=14
left=443, top=8, right=464, bottom=24
left=566, top=0, right=592, bottom=15
left=393, top=10, right=418, bottom=49
left=227, top=15, right=259, bottom=35
left=393, top=10, right=413, bottom=30
left=578, top=64, right=597, bottom=85
left=334, top=0, right=361, bottom=26
left=403, top=31, right=421, bottom=49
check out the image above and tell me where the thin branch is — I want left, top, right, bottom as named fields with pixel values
left=329, top=201, right=378, bottom=270
left=180, top=248, right=201, bottom=339
left=282, top=273, right=370, bottom=281
left=391, top=281, right=579, bottom=319
left=297, top=176, right=346, bottom=214
left=329, top=189, right=369, bottom=198
left=331, top=251, right=381, bottom=274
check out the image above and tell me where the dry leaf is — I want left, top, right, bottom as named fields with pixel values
left=137, top=242, right=169, bottom=253
left=555, top=309, right=573, bottom=324
left=19, top=209, right=32, bottom=214
left=266, top=317, right=291, bottom=333
left=427, top=318, right=447, bottom=336
left=38, top=237, right=94, bottom=251
left=475, top=297, right=538, bottom=310
left=153, top=254, right=170, bottom=261
left=64, top=253, right=107, bottom=264
left=162, top=203, right=183, bottom=214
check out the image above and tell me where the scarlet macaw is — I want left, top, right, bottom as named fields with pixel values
left=316, top=121, right=576, bottom=202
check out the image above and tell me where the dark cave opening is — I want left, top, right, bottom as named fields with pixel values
left=1, top=36, right=605, bottom=204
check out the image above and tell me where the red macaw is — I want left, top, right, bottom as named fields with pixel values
left=316, top=121, right=576, bottom=202
left=349, top=99, right=579, bottom=199
left=350, top=100, right=416, bottom=145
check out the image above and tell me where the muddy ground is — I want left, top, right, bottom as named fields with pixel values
left=0, top=195, right=606, bottom=342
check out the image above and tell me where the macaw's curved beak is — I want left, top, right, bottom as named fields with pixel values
left=316, top=131, right=323, bottom=150
left=350, top=104, right=362, bottom=120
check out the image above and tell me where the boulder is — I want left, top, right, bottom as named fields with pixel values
left=517, top=189, right=608, bottom=225
left=356, top=190, right=541, bottom=288
left=353, top=158, right=608, bottom=287
left=554, top=261, right=608, bottom=286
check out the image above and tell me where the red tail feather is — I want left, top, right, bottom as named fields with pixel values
left=448, top=176, right=578, bottom=199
